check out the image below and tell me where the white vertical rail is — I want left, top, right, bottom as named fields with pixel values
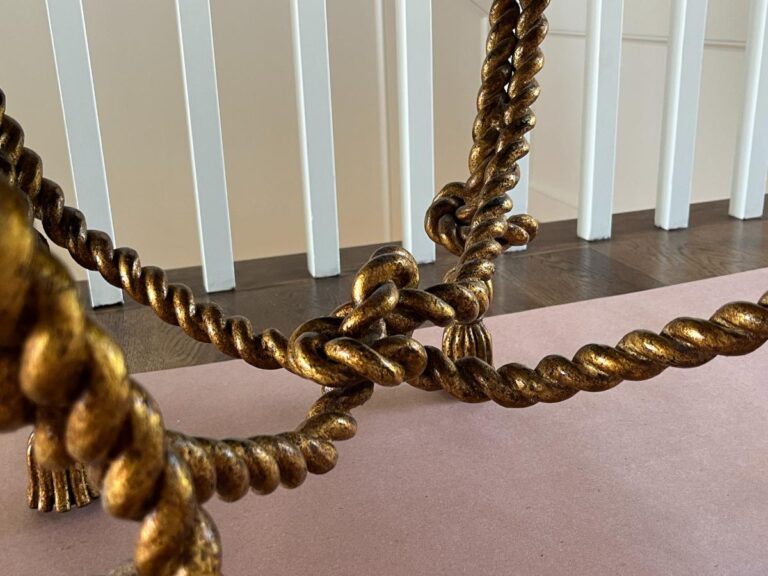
left=507, top=153, right=531, bottom=253
left=396, top=0, right=436, bottom=263
left=656, top=0, right=708, bottom=230
left=374, top=0, right=393, bottom=241
left=514, top=156, right=531, bottom=216
left=730, top=0, right=768, bottom=219
left=578, top=0, right=624, bottom=241
left=45, top=0, right=123, bottom=307
left=175, top=0, right=236, bottom=292
left=291, top=0, right=341, bottom=277
left=512, top=152, right=531, bottom=217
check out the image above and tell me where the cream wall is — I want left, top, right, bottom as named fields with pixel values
left=0, top=0, right=754, bottom=282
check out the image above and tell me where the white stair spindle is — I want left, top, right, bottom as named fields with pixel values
left=656, top=0, right=709, bottom=230
left=291, top=0, right=341, bottom=277
left=730, top=0, right=768, bottom=219
left=45, top=0, right=123, bottom=307
left=578, top=0, right=624, bottom=241
left=395, top=0, right=436, bottom=263
left=175, top=0, right=236, bottom=292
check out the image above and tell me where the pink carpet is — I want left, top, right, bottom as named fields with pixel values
left=2, top=269, right=768, bottom=575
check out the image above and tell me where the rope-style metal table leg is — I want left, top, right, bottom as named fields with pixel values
left=0, top=180, right=222, bottom=575
left=1, top=0, right=767, bottom=572
left=0, top=177, right=376, bottom=574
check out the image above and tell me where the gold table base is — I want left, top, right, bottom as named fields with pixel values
left=1, top=0, right=767, bottom=574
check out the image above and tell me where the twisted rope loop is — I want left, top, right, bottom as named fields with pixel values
left=280, top=246, right=768, bottom=407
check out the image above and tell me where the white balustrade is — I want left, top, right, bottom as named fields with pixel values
left=44, top=0, right=768, bottom=305
left=656, top=0, right=709, bottom=230
left=578, top=0, right=624, bottom=241
left=291, top=0, right=342, bottom=278
left=395, top=0, right=436, bottom=264
left=45, top=0, right=123, bottom=307
left=176, top=0, right=236, bottom=292
left=731, top=0, right=768, bottom=219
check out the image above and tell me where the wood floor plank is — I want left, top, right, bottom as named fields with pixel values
left=494, top=247, right=664, bottom=311
left=592, top=220, right=768, bottom=284
left=94, top=306, right=228, bottom=373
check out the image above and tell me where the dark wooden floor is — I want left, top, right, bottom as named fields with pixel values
left=85, top=198, right=768, bottom=374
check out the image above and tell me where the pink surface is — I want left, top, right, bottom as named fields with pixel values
left=2, top=269, right=768, bottom=575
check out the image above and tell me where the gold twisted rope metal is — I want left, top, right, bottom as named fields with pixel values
left=0, top=178, right=373, bottom=574
left=0, top=181, right=222, bottom=574
left=426, top=0, right=544, bottom=257
left=2, top=0, right=768, bottom=573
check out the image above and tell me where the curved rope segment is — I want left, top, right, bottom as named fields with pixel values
left=0, top=177, right=377, bottom=571
left=0, top=179, right=221, bottom=575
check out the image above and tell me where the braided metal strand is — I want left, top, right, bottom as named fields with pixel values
left=5, top=112, right=765, bottom=410
left=269, top=245, right=768, bottom=406
left=0, top=179, right=221, bottom=576
left=1, top=176, right=378, bottom=574
left=466, top=0, right=522, bottom=207
left=0, top=98, right=493, bottom=379
left=168, top=382, right=373, bottom=503
left=424, top=0, right=548, bottom=363
left=0, top=99, right=289, bottom=373
left=426, top=0, right=544, bottom=257
left=455, top=0, right=548, bottom=279
left=411, top=297, right=768, bottom=405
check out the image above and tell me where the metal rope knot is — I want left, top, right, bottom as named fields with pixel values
left=286, top=246, right=454, bottom=388
left=286, top=314, right=429, bottom=388
left=425, top=178, right=540, bottom=258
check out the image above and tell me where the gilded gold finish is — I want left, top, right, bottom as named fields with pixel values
left=2, top=0, right=768, bottom=573
left=425, top=0, right=545, bottom=256
left=0, top=178, right=372, bottom=574
left=0, top=179, right=223, bottom=575
left=27, top=431, right=100, bottom=512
